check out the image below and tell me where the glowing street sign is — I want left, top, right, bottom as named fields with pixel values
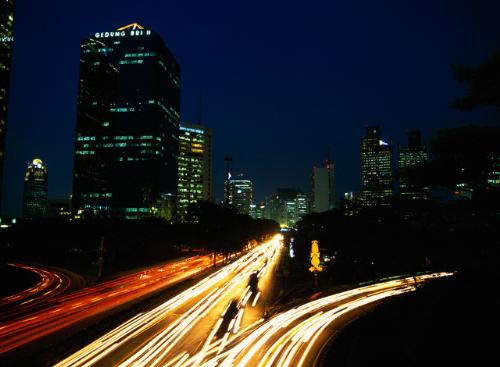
left=309, top=240, right=323, bottom=272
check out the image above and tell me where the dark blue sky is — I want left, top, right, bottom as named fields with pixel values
left=2, top=0, right=499, bottom=216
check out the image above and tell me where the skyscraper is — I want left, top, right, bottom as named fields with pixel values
left=72, top=23, right=181, bottom=219
left=294, top=193, right=309, bottom=223
left=311, top=162, right=335, bottom=213
left=0, top=0, right=15, bottom=208
left=398, top=130, right=428, bottom=199
left=23, top=158, right=48, bottom=220
left=360, top=126, right=393, bottom=206
left=177, top=122, right=213, bottom=220
left=224, top=174, right=252, bottom=215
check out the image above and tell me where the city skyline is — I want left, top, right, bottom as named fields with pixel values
left=2, top=0, right=500, bottom=216
left=0, top=1, right=498, bottom=365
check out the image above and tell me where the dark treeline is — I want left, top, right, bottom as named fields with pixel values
left=293, top=192, right=499, bottom=283
left=0, top=201, right=279, bottom=278
left=292, top=125, right=500, bottom=283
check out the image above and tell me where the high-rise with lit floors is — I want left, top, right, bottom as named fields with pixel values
left=72, top=23, right=180, bottom=219
left=398, top=130, right=428, bottom=199
left=0, top=0, right=15, bottom=208
left=311, top=161, right=335, bottom=212
left=23, top=158, right=48, bottom=220
left=224, top=174, right=252, bottom=215
left=177, top=122, right=213, bottom=220
left=360, top=126, right=393, bottom=206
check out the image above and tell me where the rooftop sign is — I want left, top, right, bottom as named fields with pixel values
left=94, top=23, right=151, bottom=39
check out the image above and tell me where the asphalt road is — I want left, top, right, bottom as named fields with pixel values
left=171, top=272, right=453, bottom=367
left=53, top=234, right=284, bottom=367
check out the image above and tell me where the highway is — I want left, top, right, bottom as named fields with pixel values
left=53, top=234, right=284, bottom=367
left=53, top=235, right=452, bottom=367
left=176, top=272, right=453, bottom=367
left=0, top=254, right=223, bottom=355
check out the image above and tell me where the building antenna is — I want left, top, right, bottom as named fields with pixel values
left=326, top=146, right=331, bottom=167
left=198, top=92, right=203, bottom=125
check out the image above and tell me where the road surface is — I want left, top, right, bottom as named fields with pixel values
left=53, top=234, right=284, bottom=367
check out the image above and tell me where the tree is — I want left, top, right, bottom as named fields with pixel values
left=451, top=49, right=500, bottom=111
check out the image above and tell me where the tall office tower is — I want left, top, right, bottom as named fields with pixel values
left=224, top=173, right=252, bottom=214
left=360, top=125, right=393, bottom=206
left=255, top=202, right=266, bottom=219
left=177, top=122, right=213, bottom=221
left=311, top=161, right=335, bottom=213
left=73, top=23, right=181, bottom=219
left=249, top=204, right=257, bottom=219
left=343, top=191, right=360, bottom=216
left=398, top=130, right=428, bottom=199
left=294, top=193, right=309, bottom=223
left=0, top=0, right=15, bottom=208
left=23, top=158, right=48, bottom=220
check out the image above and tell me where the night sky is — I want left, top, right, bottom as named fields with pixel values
left=2, top=0, right=499, bottom=216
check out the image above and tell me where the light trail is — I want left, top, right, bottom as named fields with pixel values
left=0, top=263, right=71, bottom=309
left=173, top=272, right=453, bottom=367
left=53, top=234, right=283, bottom=367
left=0, top=254, right=223, bottom=354
left=0, top=263, right=71, bottom=318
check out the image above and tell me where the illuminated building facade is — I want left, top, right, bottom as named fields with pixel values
left=250, top=202, right=266, bottom=219
left=343, top=191, right=360, bottom=216
left=361, top=126, right=393, bottom=206
left=0, top=0, right=15, bottom=208
left=224, top=174, right=252, bottom=214
left=294, top=193, right=309, bottom=223
left=72, top=23, right=180, bottom=219
left=177, top=122, right=213, bottom=221
left=398, top=130, right=428, bottom=199
left=23, top=158, right=48, bottom=220
left=311, top=162, right=335, bottom=213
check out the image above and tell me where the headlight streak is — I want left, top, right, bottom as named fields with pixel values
left=175, top=272, right=453, bottom=367
left=54, top=235, right=284, bottom=367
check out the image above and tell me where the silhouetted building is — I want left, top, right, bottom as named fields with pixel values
left=224, top=174, right=252, bottom=214
left=177, top=122, right=213, bottom=221
left=311, top=162, right=335, bottom=212
left=23, top=158, right=48, bottom=220
left=0, top=0, right=15, bottom=208
left=361, top=126, right=393, bottom=206
left=486, top=154, right=500, bottom=187
left=72, top=23, right=180, bottom=219
left=47, top=198, right=72, bottom=219
left=398, top=130, right=428, bottom=199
